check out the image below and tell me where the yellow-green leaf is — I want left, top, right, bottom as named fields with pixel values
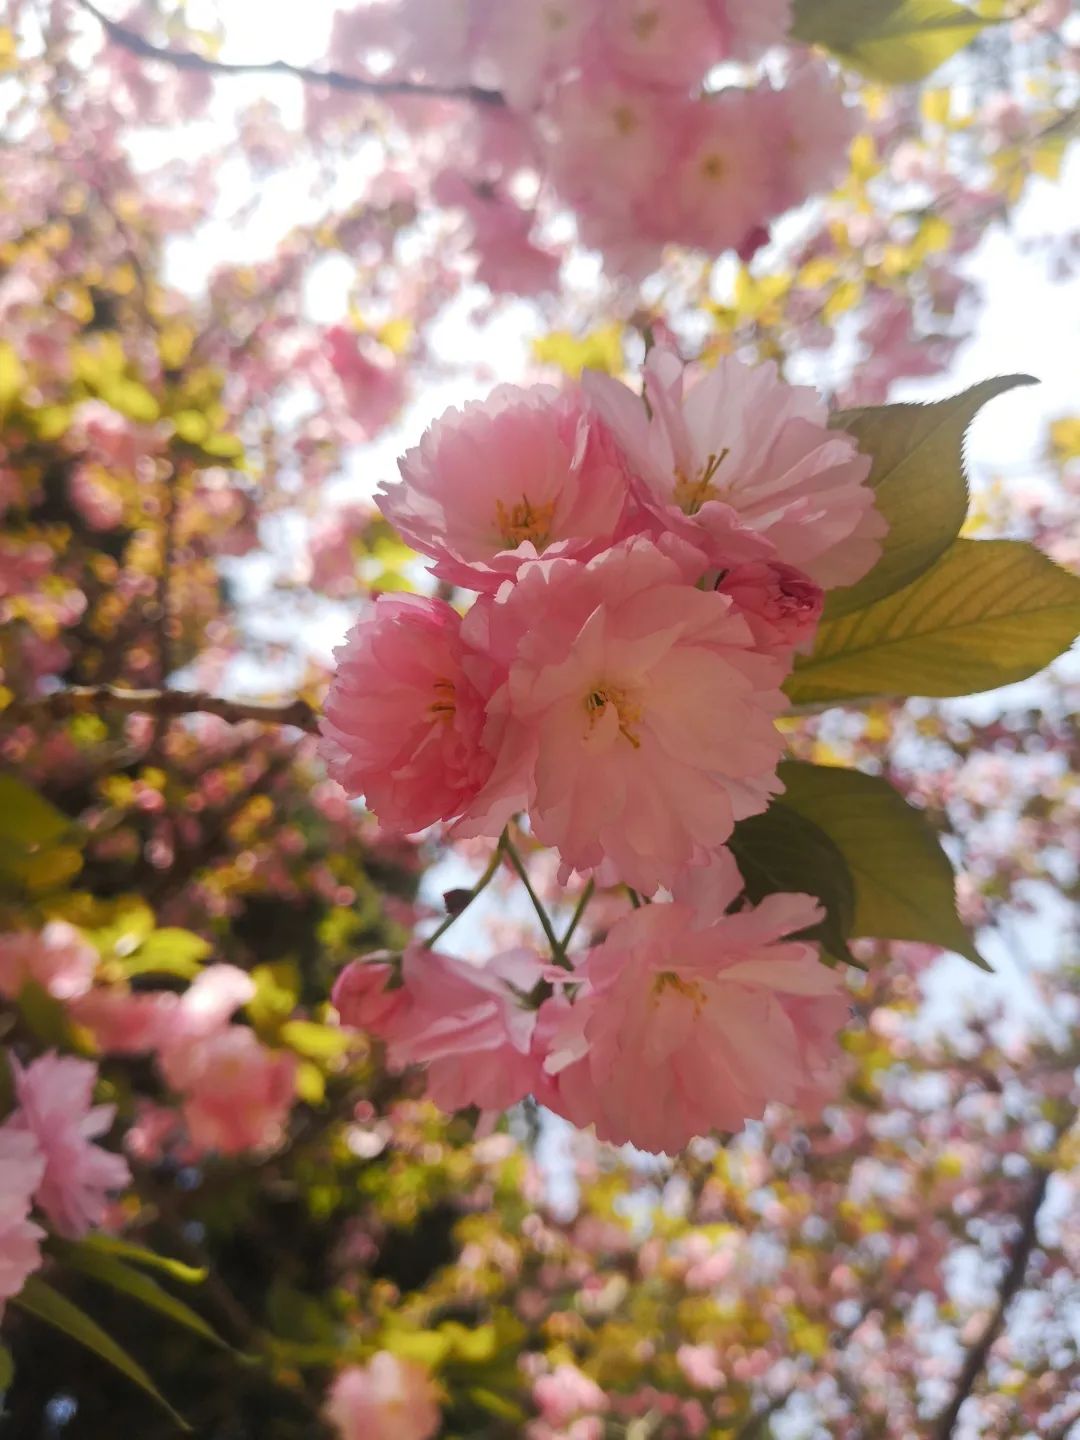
left=825, top=375, right=1037, bottom=620
left=0, top=776, right=71, bottom=846
left=0, top=341, right=25, bottom=420
left=280, top=1019, right=351, bottom=1061
left=533, top=323, right=623, bottom=378
left=13, top=1276, right=189, bottom=1430
left=790, top=539, right=1080, bottom=704
left=792, top=0, right=990, bottom=83
left=777, top=761, right=986, bottom=967
left=123, top=928, right=210, bottom=980
left=74, top=1235, right=207, bottom=1285
left=0, top=778, right=83, bottom=895
left=98, top=377, right=161, bottom=424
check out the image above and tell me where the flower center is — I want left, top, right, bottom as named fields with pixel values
left=495, top=495, right=556, bottom=551
left=632, top=7, right=660, bottom=39
left=612, top=103, right=639, bottom=137
left=429, top=678, right=456, bottom=723
left=700, top=152, right=728, bottom=183
left=673, top=449, right=730, bottom=515
left=652, top=970, right=707, bottom=1014
left=584, top=685, right=642, bottom=749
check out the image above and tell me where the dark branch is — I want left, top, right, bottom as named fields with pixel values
left=74, top=0, right=505, bottom=106
left=930, top=1167, right=1052, bottom=1440
left=9, top=684, right=321, bottom=734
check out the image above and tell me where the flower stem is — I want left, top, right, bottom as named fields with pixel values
left=501, top=834, right=571, bottom=968
left=422, top=842, right=504, bottom=949
left=626, top=887, right=643, bottom=909
left=561, top=879, right=595, bottom=951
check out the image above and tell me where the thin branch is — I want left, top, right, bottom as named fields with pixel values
left=930, top=1167, right=1052, bottom=1440
left=9, top=684, right=321, bottom=734
left=74, top=0, right=505, bottom=106
left=561, top=878, right=595, bottom=950
left=423, top=840, right=506, bottom=950
left=501, top=834, right=568, bottom=966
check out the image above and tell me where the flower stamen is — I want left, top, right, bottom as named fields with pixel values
left=652, top=970, right=707, bottom=1015
left=495, top=495, right=556, bottom=551
left=429, top=678, right=456, bottom=722
left=585, top=685, right=642, bottom=749
left=673, top=448, right=731, bottom=515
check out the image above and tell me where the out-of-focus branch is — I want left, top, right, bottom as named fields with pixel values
left=9, top=684, right=321, bottom=734
left=930, top=1166, right=1052, bottom=1440
left=73, top=0, right=505, bottom=106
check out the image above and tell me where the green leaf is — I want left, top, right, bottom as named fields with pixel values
left=86, top=899, right=156, bottom=959
left=791, top=0, right=991, bottom=83
left=777, top=761, right=987, bottom=967
left=13, top=1276, right=189, bottom=1430
left=0, top=1341, right=14, bottom=1392
left=71, top=1234, right=207, bottom=1286
left=17, top=980, right=72, bottom=1047
left=0, top=341, right=25, bottom=421
left=729, top=802, right=857, bottom=963
left=0, top=776, right=83, bottom=895
left=789, top=540, right=1080, bottom=704
left=825, top=376, right=1036, bottom=620
left=0, top=775, right=72, bottom=847
left=122, top=928, right=210, bottom=980
left=53, top=1242, right=228, bottom=1350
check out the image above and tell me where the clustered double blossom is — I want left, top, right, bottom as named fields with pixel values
left=336, top=0, right=857, bottom=280
left=0, top=924, right=296, bottom=1162
left=0, top=1049, right=131, bottom=1316
left=323, top=346, right=885, bottom=1152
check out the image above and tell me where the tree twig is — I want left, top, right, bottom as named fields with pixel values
left=8, top=684, right=321, bottom=734
left=929, top=1167, right=1052, bottom=1440
left=73, top=0, right=505, bottom=106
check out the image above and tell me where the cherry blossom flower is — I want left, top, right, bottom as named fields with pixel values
left=333, top=945, right=547, bottom=1113
left=595, top=0, right=723, bottom=90
left=533, top=1363, right=608, bottom=1426
left=10, top=1054, right=131, bottom=1238
left=585, top=345, right=884, bottom=589
left=70, top=987, right=173, bottom=1055
left=320, top=594, right=499, bottom=833
left=711, top=0, right=793, bottom=59
left=0, top=1123, right=45, bottom=1316
left=670, top=90, right=776, bottom=255
left=324, top=1351, right=440, bottom=1440
left=771, top=64, right=860, bottom=212
left=457, top=537, right=787, bottom=893
left=714, top=559, right=824, bottom=655
left=0, top=921, right=96, bottom=1003
left=172, top=1027, right=296, bottom=1157
left=542, top=898, right=849, bottom=1153
left=377, top=385, right=631, bottom=593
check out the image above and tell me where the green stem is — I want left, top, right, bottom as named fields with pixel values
left=423, top=842, right=504, bottom=949
left=561, top=879, right=595, bottom=951
left=501, top=834, right=570, bottom=968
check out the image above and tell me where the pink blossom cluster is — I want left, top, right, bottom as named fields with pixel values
left=336, top=1, right=858, bottom=278
left=0, top=1052, right=131, bottom=1315
left=324, top=1350, right=440, bottom=1440
left=74, top=963, right=296, bottom=1158
left=323, top=347, right=881, bottom=1151
left=0, top=926, right=295, bottom=1161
